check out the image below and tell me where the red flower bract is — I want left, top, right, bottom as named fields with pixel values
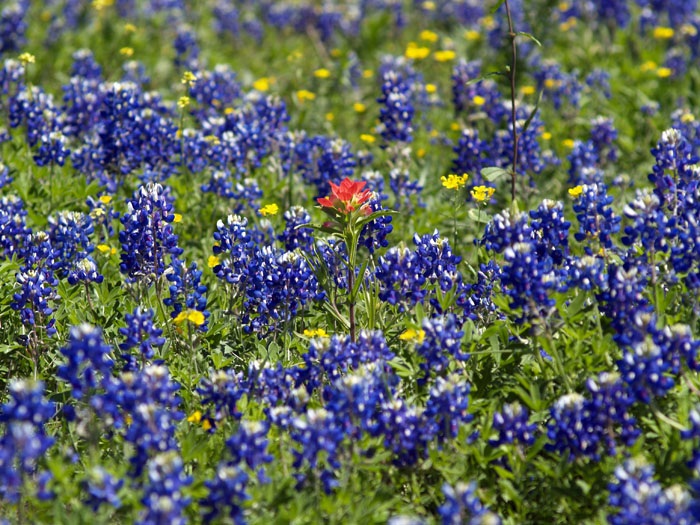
left=317, top=178, right=372, bottom=214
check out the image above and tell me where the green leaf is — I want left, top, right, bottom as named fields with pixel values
left=520, top=88, right=544, bottom=136
left=350, top=257, right=370, bottom=300
left=467, top=208, right=491, bottom=223
left=516, top=31, right=542, bottom=47
left=490, top=0, right=506, bottom=14
left=481, top=166, right=508, bottom=182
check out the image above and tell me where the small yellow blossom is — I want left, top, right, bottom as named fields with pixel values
left=202, top=420, right=212, bottom=431
left=119, top=47, right=134, bottom=57
left=360, top=134, right=376, bottom=144
left=422, top=1, right=436, bottom=10
left=405, top=42, right=430, bottom=60
left=314, top=68, right=331, bottom=79
left=296, top=89, right=316, bottom=103
left=681, top=24, right=698, bottom=37
left=18, top=53, right=35, bottom=65
left=258, top=203, right=279, bottom=216
left=92, top=0, right=114, bottom=10
left=175, top=309, right=205, bottom=326
left=399, top=328, right=426, bottom=343
left=303, top=328, right=329, bottom=338
left=544, top=78, right=562, bottom=89
left=177, top=96, right=190, bottom=109
left=204, top=135, right=220, bottom=145
left=568, top=185, right=583, bottom=198
left=434, top=50, right=456, bottom=62
left=425, top=83, right=437, bottom=93
left=481, top=16, right=496, bottom=29
left=124, top=23, right=136, bottom=33
left=429, top=129, right=440, bottom=138
left=287, top=50, right=303, bottom=62
left=363, top=69, right=373, bottom=79
left=562, top=139, right=575, bottom=149
left=441, top=173, right=469, bottom=190
left=187, top=411, right=202, bottom=423
left=172, top=213, right=182, bottom=223
left=640, top=60, right=658, bottom=72
left=125, top=414, right=133, bottom=426
left=471, top=185, right=495, bottom=202
left=472, top=95, right=486, bottom=106
left=353, top=102, right=366, bottom=112
left=181, top=71, right=197, bottom=87
left=653, top=27, right=674, bottom=39
left=253, top=77, right=270, bottom=91
left=326, top=112, right=335, bottom=121
left=542, top=132, right=552, bottom=140
left=97, top=244, right=112, bottom=253
left=208, top=255, right=220, bottom=268
left=657, top=67, right=673, bottom=78
left=330, top=48, right=341, bottom=58
left=681, top=113, right=695, bottom=123
left=91, top=208, right=105, bottom=219
left=417, top=148, right=426, bottom=158
left=420, top=30, right=439, bottom=43
left=521, top=85, right=536, bottom=95
left=464, top=30, right=481, bottom=41
left=559, top=18, right=577, bottom=32
left=99, top=195, right=112, bottom=205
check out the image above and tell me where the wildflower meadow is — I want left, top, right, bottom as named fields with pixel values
left=3, top=0, right=700, bottom=523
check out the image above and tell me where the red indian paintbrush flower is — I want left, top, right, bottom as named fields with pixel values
left=317, top=178, right=372, bottom=214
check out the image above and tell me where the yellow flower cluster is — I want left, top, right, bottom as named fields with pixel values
left=441, top=173, right=468, bottom=190
left=174, top=309, right=205, bottom=326
left=258, top=203, right=279, bottom=216
left=471, top=186, right=495, bottom=202
left=399, top=328, right=426, bottom=344
left=303, top=328, right=329, bottom=338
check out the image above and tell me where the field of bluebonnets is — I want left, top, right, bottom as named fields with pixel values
left=6, top=0, right=700, bottom=523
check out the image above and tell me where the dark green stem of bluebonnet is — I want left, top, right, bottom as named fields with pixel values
left=504, top=0, right=519, bottom=203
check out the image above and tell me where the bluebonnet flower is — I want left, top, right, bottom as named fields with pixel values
left=197, top=368, right=249, bottom=421
left=0, top=195, right=31, bottom=259
left=567, top=140, right=600, bottom=184
left=0, top=162, right=11, bottom=189
left=590, top=116, right=618, bottom=164
left=451, top=59, right=504, bottom=121
left=58, top=324, right=114, bottom=400
left=48, top=210, right=94, bottom=275
left=12, top=261, right=60, bottom=338
left=533, top=60, right=582, bottom=110
left=119, top=308, right=165, bottom=366
left=490, top=402, right=536, bottom=447
left=586, top=69, right=611, bottom=98
left=425, top=373, right=473, bottom=443
left=226, top=420, right=274, bottom=482
left=415, top=315, right=467, bottom=384
left=607, top=458, right=692, bottom=525
left=566, top=255, right=607, bottom=291
left=377, top=70, right=414, bottom=144
left=188, top=65, right=240, bottom=117
left=529, top=200, right=570, bottom=265
left=389, top=166, right=423, bottom=210
left=278, top=206, right=313, bottom=251
left=201, top=463, right=249, bottom=524
left=621, top=189, right=676, bottom=258
left=83, top=467, right=123, bottom=511
left=0, top=2, right=29, bottom=55
left=164, top=258, right=210, bottom=332
left=33, top=130, right=70, bottom=167
left=290, top=408, right=345, bottom=493
left=452, top=128, right=492, bottom=185
left=119, top=183, right=182, bottom=282
left=571, top=183, right=621, bottom=248
left=648, top=128, right=698, bottom=213
left=70, top=49, right=102, bottom=80
left=138, top=452, right=192, bottom=525
left=0, top=379, right=55, bottom=503
left=439, top=481, right=501, bottom=525
left=67, top=256, right=103, bottom=285
left=378, top=398, right=430, bottom=467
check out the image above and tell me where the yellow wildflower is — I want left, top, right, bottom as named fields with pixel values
left=657, top=67, right=672, bottom=78
left=360, top=134, right=376, bottom=144
left=653, top=27, right=674, bottom=39
left=208, top=255, right=220, bottom=268
left=175, top=309, right=205, bottom=326
left=425, top=83, right=437, bottom=93
left=681, top=113, right=695, bottom=123
left=187, top=411, right=202, bottom=423
left=202, top=419, right=212, bottom=431
left=362, top=69, right=373, bottom=79
left=172, top=213, right=182, bottom=223
left=258, top=204, right=279, bottom=216
left=441, top=173, right=469, bottom=190
left=92, top=0, right=113, bottom=10
left=177, top=96, right=190, bottom=109
left=181, top=71, right=197, bottom=87
left=18, top=53, right=35, bottom=65
left=640, top=60, right=657, bottom=72
left=99, top=195, right=112, bottom=205
left=562, top=139, right=575, bottom=149
left=420, top=30, right=439, bottom=43
left=568, top=185, right=583, bottom=198
left=542, top=132, right=552, bottom=140
left=119, top=47, right=134, bottom=57
left=353, top=102, right=366, bottom=112
left=399, top=328, right=426, bottom=344
left=472, top=95, right=486, bottom=106
left=303, top=328, right=329, bottom=338
left=124, top=23, right=136, bottom=33
left=253, top=77, right=270, bottom=91
left=325, top=112, right=335, bottom=121
left=471, top=186, right=495, bottom=202
left=434, top=50, right=456, bottom=62
left=314, top=68, right=331, bottom=79
left=422, top=1, right=436, bottom=10
left=97, top=244, right=112, bottom=253
left=464, top=30, right=481, bottom=41
left=521, top=85, right=536, bottom=95
left=417, top=148, right=426, bottom=158
left=296, top=90, right=316, bottom=102
left=405, top=42, right=430, bottom=60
